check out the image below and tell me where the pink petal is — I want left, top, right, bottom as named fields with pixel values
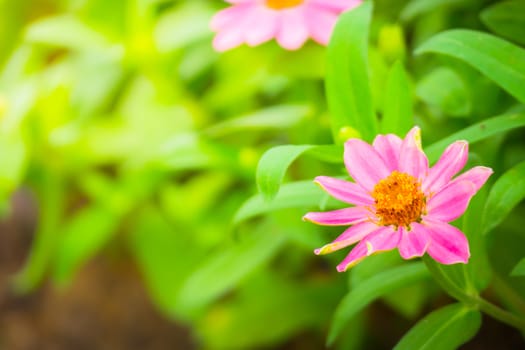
left=336, top=226, right=400, bottom=271
left=399, top=126, right=429, bottom=180
left=451, top=166, right=493, bottom=192
left=398, top=224, right=430, bottom=259
left=314, top=221, right=378, bottom=255
left=423, top=219, right=470, bottom=264
left=244, top=9, right=278, bottom=46
left=309, top=0, right=363, bottom=11
left=210, top=4, right=251, bottom=31
left=303, top=6, right=338, bottom=45
left=213, top=28, right=244, bottom=51
left=314, top=176, right=373, bottom=206
left=275, top=10, right=309, bottom=50
left=343, top=139, right=391, bottom=192
left=303, top=206, right=369, bottom=226
left=426, top=180, right=477, bottom=222
left=423, top=141, right=468, bottom=194
left=372, top=134, right=402, bottom=171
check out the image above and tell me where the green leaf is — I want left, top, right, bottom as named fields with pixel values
left=401, top=0, right=466, bottom=21
left=327, top=262, right=429, bottom=346
left=483, top=160, right=525, bottom=235
left=25, top=15, right=110, bottom=51
left=424, top=112, right=525, bottom=163
left=326, top=1, right=377, bottom=143
left=257, top=145, right=315, bottom=200
left=381, top=61, right=413, bottom=134
left=462, top=186, right=492, bottom=291
left=205, top=105, right=312, bottom=138
left=234, top=180, right=326, bottom=225
left=154, top=1, right=214, bottom=51
left=481, top=1, right=525, bottom=46
left=175, top=229, right=287, bottom=314
left=511, top=258, right=525, bottom=276
left=394, top=303, right=481, bottom=350
left=53, top=206, right=119, bottom=284
left=416, top=67, right=471, bottom=117
left=416, top=29, right=525, bottom=104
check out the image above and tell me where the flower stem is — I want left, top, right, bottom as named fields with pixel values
left=475, top=297, right=525, bottom=332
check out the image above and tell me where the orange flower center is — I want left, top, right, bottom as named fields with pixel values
left=371, top=171, right=425, bottom=229
left=265, top=0, right=304, bottom=10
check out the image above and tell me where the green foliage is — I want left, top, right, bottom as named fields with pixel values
left=327, top=262, right=430, bottom=345
left=481, top=1, right=525, bottom=46
left=1, top=0, right=525, bottom=348
left=381, top=61, right=413, bottom=134
left=483, top=160, right=525, bottom=235
left=326, top=0, right=377, bottom=143
left=416, top=29, right=525, bottom=104
left=394, top=303, right=482, bottom=350
left=257, top=145, right=316, bottom=200
left=511, top=258, right=525, bottom=277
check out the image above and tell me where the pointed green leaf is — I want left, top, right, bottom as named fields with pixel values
left=481, top=1, right=525, bottom=46
left=483, top=160, right=525, bottom=235
left=326, top=1, right=377, bottom=143
left=394, top=303, right=481, bottom=350
left=205, top=105, right=312, bottom=137
left=25, top=15, right=110, bottom=51
left=381, top=61, right=413, bottom=134
left=327, top=263, right=429, bottom=346
left=416, top=29, right=525, bottom=104
left=234, top=181, right=325, bottom=225
left=256, top=144, right=343, bottom=200
left=257, top=145, right=315, bottom=200
left=424, top=112, right=525, bottom=163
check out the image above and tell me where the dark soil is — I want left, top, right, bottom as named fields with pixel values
left=0, top=191, right=195, bottom=350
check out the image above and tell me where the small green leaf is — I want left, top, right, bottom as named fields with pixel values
left=511, top=258, right=525, bottom=276
left=394, top=303, right=481, bottom=350
left=481, top=1, right=525, bottom=46
left=25, top=15, right=110, bottom=51
left=416, top=29, right=525, bottom=104
left=234, top=181, right=326, bottom=225
left=257, top=145, right=315, bottom=200
left=483, top=160, right=525, bottom=235
left=327, top=262, right=429, bottom=346
left=206, top=105, right=312, bottom=138
left=326, top=1, right=377, bottom=143
left=424, top=112, right=525, bottom=163
left=381, top=61, right=413, bottom=134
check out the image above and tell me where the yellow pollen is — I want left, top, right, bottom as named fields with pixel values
left=265, top=0, right=304, bottom=10
left=371, top=171, right=426, bottom=229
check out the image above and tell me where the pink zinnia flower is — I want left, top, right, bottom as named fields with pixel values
left=210, top=0, right=362, bottom=51
left=303, top=127, right=493, bottom=272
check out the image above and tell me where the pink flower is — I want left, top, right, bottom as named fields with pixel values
left=303, top=127, right=493, bottom=272
left=210, top=0, right=362, bottom=51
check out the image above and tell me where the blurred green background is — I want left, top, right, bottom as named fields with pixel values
left=0, top=0, right=524, bottom=349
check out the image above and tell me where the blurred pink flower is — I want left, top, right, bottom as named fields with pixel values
left=304, top=127, right=493, bottom=272
left=210, top=0, right=362, bottom=51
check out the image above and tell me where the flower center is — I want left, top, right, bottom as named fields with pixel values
left=265, top=0, right=304, bottom=10
left=371, top=171, right=425, bottom=228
